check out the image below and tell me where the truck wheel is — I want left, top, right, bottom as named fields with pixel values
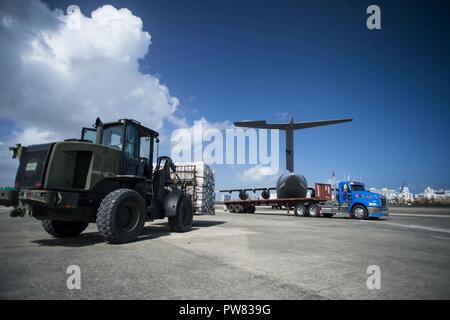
left=42, top=220, right=88, bottom=238
left=293, top=204, right=307, bottom=217
left=168, top=194, right=193, bottom=232
left=352, top=205, right=368, bottom=220
left=307, top=204, right=320, bottom=217
left=96, top=189, right=147, bottom=244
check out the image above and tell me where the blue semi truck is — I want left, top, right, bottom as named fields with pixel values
left=223, top=180, right=389, bottom=220
left=319, top=181, right=389, bottom=219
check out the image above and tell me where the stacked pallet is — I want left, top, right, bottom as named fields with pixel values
left=171, top=162, right=215, bottom=215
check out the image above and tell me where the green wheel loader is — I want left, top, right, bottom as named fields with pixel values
left=0, top=118, right=193, bottom=244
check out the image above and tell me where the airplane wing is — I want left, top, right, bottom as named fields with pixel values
left=235, top=118, right=352, bottom=130
left=219, top=189, right=245, bottom=193
left=293, top=118, right=352, bottom=129
left=252, top=187, right=276, bottom=192
left=234, top=121, right=287, bottom=130
left=219, top=189, right=254, bottom=193
left=219, top=187, right=276, bottom=193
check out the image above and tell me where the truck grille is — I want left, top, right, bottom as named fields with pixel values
left=380, top=197, right=387, bottom=207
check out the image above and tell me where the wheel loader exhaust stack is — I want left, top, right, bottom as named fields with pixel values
left=0, top=118, right=194, bottom=244
left=94, top=117, right=104, bottom=145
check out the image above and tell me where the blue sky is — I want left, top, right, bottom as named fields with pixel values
left=2, top=0, right=450, bottom=193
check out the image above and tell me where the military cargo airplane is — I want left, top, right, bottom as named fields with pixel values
left=220, top=116, right=352, bottom=200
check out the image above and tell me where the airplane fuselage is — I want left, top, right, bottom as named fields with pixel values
left=276, top=171, right=308, bottom=198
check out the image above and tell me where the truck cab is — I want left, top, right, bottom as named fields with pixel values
left=335, top=181, right=389, bottom=219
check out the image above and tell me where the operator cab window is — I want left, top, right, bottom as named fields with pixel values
left=140, top=137, right=150, bottom=160
left=124, top=124, right=139, bottom=159
left=102, top=125, right=123, bottom=150
left=81, top=128, right=96, bottom=142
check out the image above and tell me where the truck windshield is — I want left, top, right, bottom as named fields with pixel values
left=351, top=184, right=365, bottom=191
left=102, top=125, right=123, bottom=150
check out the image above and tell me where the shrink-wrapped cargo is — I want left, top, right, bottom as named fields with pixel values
left=171, top=162, right=215, bottom=215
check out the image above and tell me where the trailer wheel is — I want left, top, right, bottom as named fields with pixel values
left=247, top=206, right=256, bottom=214
left=235, top=204, right=244, bottom=213
left=293, top=204, right=307, bottom=217
left=42, top=220, right=88, bottom=238
left=96, top=189, right=147, bottom=244
left=168, top=194, right=193, bottom=232
left=352, top=205, right=368, bottom=220
left=228, top=204, right=236, bottom=213
left=308, top=204, right=320, bottom=217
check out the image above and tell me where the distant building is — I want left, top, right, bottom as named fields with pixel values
left=369, top=185, right=450, bottom=205
left=416, top=187, right=450, bottom=202
left=399, top=187, right=414, bottom=203
left=369, top=186, right=414, bottom=205
left=369, top=187, right=398, bottom=203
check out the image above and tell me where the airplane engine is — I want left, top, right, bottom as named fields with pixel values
left=261, top=190, right=270, bottom=199
left=238, top=190, right=249, bottom=200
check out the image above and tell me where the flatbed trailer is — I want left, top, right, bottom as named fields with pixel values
left=223, top=181, right=389, bottom=219
left=224, top=197, right=329, bottom=217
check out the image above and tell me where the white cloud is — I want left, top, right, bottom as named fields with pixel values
left=0, top=1, right=183, bottom=136
left=13, top=128, right=61, bottom=146
left=238, top=165, right=279, bottom=182
left=170, top=117, right=233, bottom=155
left=0, top=1, right=185, bottom=185
left=276, top=112, right=289, bottom=121
left=195, top=117, right=234, bottom=131
left=169, top=117, right=233, bottom=164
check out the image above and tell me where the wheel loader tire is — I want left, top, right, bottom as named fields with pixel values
left=42, top=220, right=88, bottom=238
left=168, top=194, right=193, bottom=232
left=96, top=189, right=146, bottom=244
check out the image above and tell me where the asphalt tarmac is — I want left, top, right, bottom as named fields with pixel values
left=0, top=205, right=449, bottom=299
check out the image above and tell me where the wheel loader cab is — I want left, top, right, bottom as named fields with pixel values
left=82, top=118, right=159, bottom=178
